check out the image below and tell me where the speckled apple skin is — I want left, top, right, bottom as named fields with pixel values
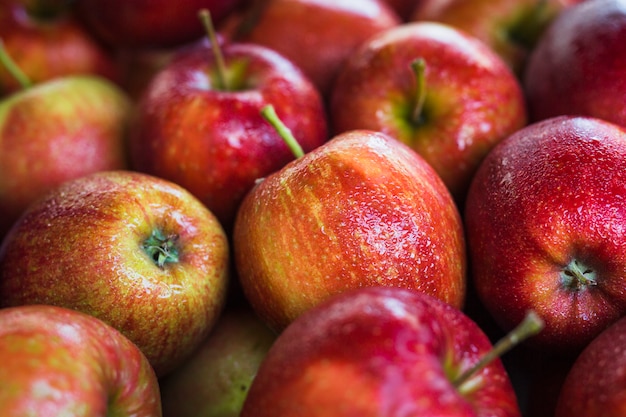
left=129, top=41, right=328, bottom=230
left=234, top=130, right=466, bottom=332
left=0, top=170, right=230, bottom=377
left=523, top=0, right=626, bottom=128
left=0, top=305, right=161, bottom=417
left=465, top=116, right=626, bottom=352
left=330, top=22, right=527, bottom=202
left=241, top=287, right=521, bottom=417
left=555, top=314, right=626, bottom=416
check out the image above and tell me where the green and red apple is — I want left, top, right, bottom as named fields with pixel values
left=233, top=129, right=467, bottom=332
left=0, top=304, right=161, bottom=417
left=465, top=115, right=626, bottom=353
left=0, top=170, right=231, bottom=378
left=329, top=21, right=527, bottom=203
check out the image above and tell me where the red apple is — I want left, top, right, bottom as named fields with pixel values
left=159, top=305, right=276, bottom=417
left=329, top=21, right=527, bottom=203
left=220, top=0, right=401, bottom=97
left=411, top=0, right=583, bottom=75
left=233, top=129, right=467, bottom=332
left=555, top=314, right=626, bottom=416
left=523, top=0, right=626, bottom=128
left=75, top=0, right=245, bottom=49
left=0, top=304, right=161, bottom=417
left=465, top=115, right=626, bottom=353
left=0, top=65, right=133, bottom=238
left=241, top=286, right=542, bottom=416
left=0, top=0, right=121, bottom=95
left=128, top=36, right=328, bottom=230
left=0, top=170, right=230, bottom=377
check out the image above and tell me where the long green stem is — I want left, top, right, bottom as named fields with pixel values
left=261, top=104, right=305, bottom=159
left=453, top=310, right=545, bottom=390
left=410, top=58, right=427, bottom=125
left=198, top=9, right=228, bottom=90
left=0, top=39, right=32, bottom=89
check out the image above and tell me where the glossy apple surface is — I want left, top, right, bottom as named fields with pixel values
left=75, top=0, right=244, bottom=49
left=411, top=0, right=582, bottom=75
left=222, top=0, right=401, bottom=97
left=523, top=0, right=626, bottom=127
left=330, top=21, right=527, bottom=202
left=0, top=304, right=161, bottom=417
left=233, top=129, right=466, bottom=332
left=160, top=306, right=276, bottom=417
left=241, top=286, right=521, bottom=416
left=465, top=115, right=626, bottom=352
left=129, top=40, right=328, bottom=230
left=0, top=170, right=230, bottom=377
left=555, top=314, right=626, bottom=416
left=0, top=75, right=132, bottom=238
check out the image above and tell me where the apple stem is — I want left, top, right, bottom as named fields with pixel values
left=508, top=0, right=550, bottom=50
left=198, top=9, right=229, bottom=91
left=261, top=104, right=305, bottom=159
left=410, top=58, right=427, bottom=126
left=452, top=310, right=545, bottom=390
left=0, top=39, right=33, bottom=89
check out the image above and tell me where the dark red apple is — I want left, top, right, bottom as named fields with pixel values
left=465, top=115, right=626, bottom=353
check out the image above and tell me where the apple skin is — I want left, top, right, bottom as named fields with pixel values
left=0, top=75, right=132, bottom=238
left=75, top=0, right=244, bottom=49
left=233, top=129, right=467, bottom=332
left=221, top=0, right=401, bottom=97
left=554, top=314, right=626, bottom=416
left=411, top=0, right=583, bottom=75
left=0, top=0, right=121, bottom=95
left=465, top=115, right=626, bottom=353
left=129, top=40, right=328, bottom=230
left=523, top=0, right=626, bottom=128
left=0, top=170, right=230, bottom=378
left=329, top=21, right=527, bottom=203
left=240, top=286, right=521, bottom=416
left=0, top=304, right=161, bottom=417
left=159, top=306, right=276, bottom=417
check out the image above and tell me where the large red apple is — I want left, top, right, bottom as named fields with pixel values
left=0, top=170, right=230, bottom=377
left=0, top=0, right=121, bottom=95
left=0, top=71, right=133, bottom=238
left=220, top=0, right=401, bottom=97
left=75, top=0, right=245, bottom=49
left=159, top=305, right=276, bottom=417
left=129, top=37, right=328, bottom=230
left=465, top=115, right=626, bottom=353
left=233, top=129, right=467, bottom=332
left=329, top=21, right=527, bottom=203
left=522, top=0, right=626, bottom=128
left=411, top=0, right=583, bottom=75
left=0, top=304, right=161, bottom=417
left=555, top=314, right=626, bottom=416
left=241, top=286, right=541, bottom=416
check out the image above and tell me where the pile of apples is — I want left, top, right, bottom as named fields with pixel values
left=1, top=0, right=626, bottom=415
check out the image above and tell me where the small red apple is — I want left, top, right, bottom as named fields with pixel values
left=465, top=115, right=626, bottom=352
left=129, top=33, right=328, bottom=230
left=523, top=0, right=626, bottom=128
left=0, top=170, right=231, bottom=377
left=241, top=286, right=542, bottom=416
left=329, top=21, right=527, bottom=202
left=0, top=304, right=161, bottom=417
left=555, top=314, right=626, bottom=416
left=233, top=129, right=467, bottom=332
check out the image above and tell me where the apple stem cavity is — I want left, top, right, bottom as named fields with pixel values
left=410, top=58, right=427, bottom=126
left=199, top=8, right=229, bottom=91
left=560, top=259, right=597, bottom=290
left=507, top=0, right=551, bottom=50
left=261, top=104, right=305, bottom=159
left=453, top=310, right=545, bottom=392
left=143, top=229, right=180, bottom=268
left=0, top=39, right=33, bottom=89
